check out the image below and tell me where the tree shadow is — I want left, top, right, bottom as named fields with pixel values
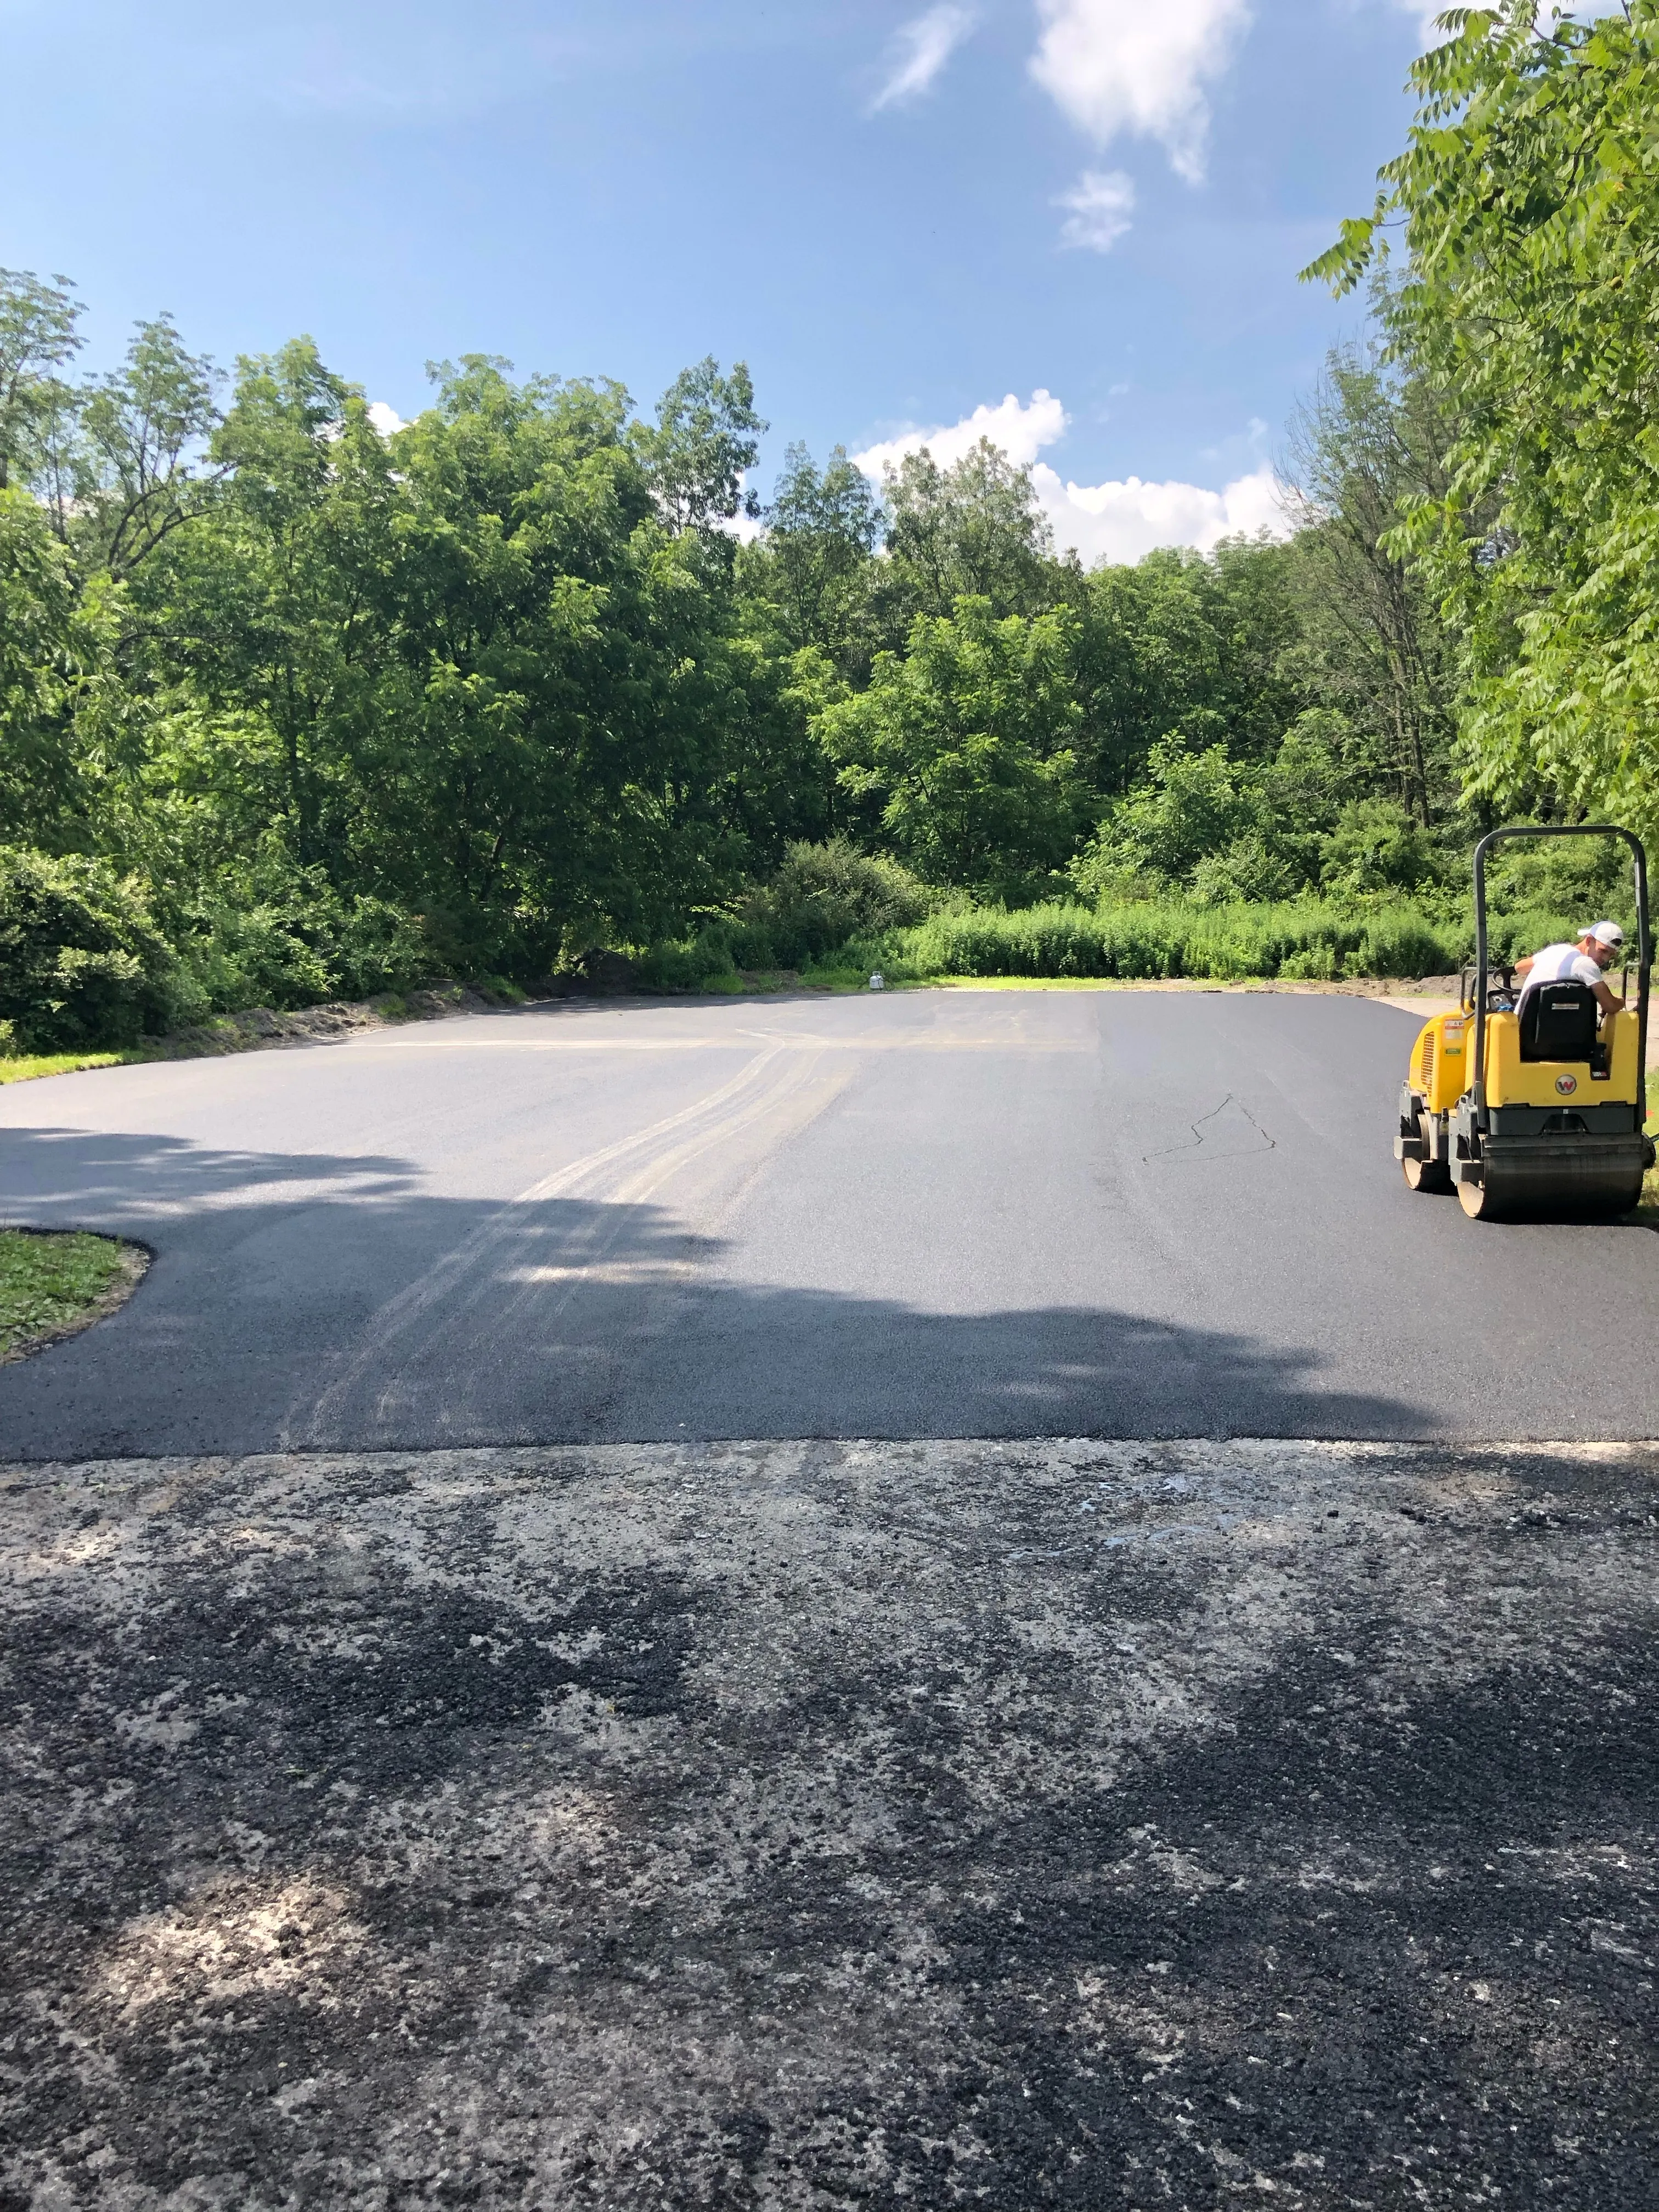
left=0, top=1124, right=418, bottom=1215
left=0, top=1123, right=1437, bottom=1458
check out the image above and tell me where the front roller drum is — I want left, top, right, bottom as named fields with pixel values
left=1402, top=1118, right=1451, bottom=1195
left=1458, top=1139, right=1647, bottom=1222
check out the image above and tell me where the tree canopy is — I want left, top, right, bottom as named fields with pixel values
left=1306, top=0, right=1659, bottom=844
left=9, top=3, right=1652, bottom=1058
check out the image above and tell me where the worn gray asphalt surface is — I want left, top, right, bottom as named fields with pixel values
left=1, top=990, right=1656, bottom=1453
left=3, top=1438, right=1655, bottom=2210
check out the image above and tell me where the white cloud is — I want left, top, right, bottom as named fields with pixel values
left=718, top=473, right=765, bottom=544
left=853, top=389, right=1070, bottom=477
left=1031, top=458, right=1286, bottom=562
left=870, top=4, right=976, bottom=110
left=853, top=388, right=1288, bottom=562
left=1395, top=0, right=1457, bottom=43
left=1029, top=0, right=1252, bottom=184
left=1055, top=168, right=1136, bottom=251
left=366, top=401, right=407, bottom=438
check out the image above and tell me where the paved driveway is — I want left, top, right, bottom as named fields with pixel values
left=1, top=989, right=1655, bottom=1455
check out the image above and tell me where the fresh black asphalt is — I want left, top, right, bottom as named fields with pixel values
left=1, top=986, right=1656, bottom=1455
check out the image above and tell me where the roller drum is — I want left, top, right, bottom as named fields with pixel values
left=1458, top=1134, right=1647, bottom=1221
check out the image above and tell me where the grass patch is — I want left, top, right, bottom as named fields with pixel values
left=0, top=1228, right=146, bottom=1361
left=0, top=1050, right=134, bottom=1085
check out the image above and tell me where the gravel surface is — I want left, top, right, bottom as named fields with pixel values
left=4, top=1437, right=1655, bottom=2209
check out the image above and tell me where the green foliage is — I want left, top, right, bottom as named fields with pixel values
left=742, top=444, right=881, bottom=678
left=171, top=862, right=431, bottom=1015
left=0, top=487, right=84, bottom=844
left=1280, top=351, right=1457, bottom=822
left=864, top=896, right=1469, bottom=984
left=1070, top=542, right=1307, bottom=797
left=1319, top=799, right=1440, bottom=896
left=0, top=845, right=177, bottom=1050
left=875, top=440, right=1056, bottom=634
left=641, top=838, right=934, bottom=983
left=635, top=356, right=765, bottom=532
left=1308, top=1, right=1659, bottom=844
left=732, top=837, right=934, bottom=967
left=1069, top=717, right=1452, bottom=908
left=0, top=268, right=81, bottom=493
left=1075, top=740, right=1256, bottom=893
left=819, top=596, right=1087, bottom=900
left=3, top=220, right=1644, bottom=1045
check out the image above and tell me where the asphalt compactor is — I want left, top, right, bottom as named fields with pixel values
left=1398, top=823, right=1655, bottom=1221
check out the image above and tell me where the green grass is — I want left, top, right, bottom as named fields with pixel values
left=844, top=897, right=1469, bottom=985
left=0, top=1228, right=139, bottom=1359
left=0, top=1049, right=134, bottom=1085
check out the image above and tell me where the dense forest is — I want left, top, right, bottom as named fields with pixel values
left=2, top=0, right=1654, bottom=1053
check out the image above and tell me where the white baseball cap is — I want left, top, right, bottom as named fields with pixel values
left=1584, top=920, right=1624, bottom=947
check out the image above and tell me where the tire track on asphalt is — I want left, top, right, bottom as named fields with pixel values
left=292, top=1043, right=834, bottom=1446
left=369, top=1051, right=856, bottom=1438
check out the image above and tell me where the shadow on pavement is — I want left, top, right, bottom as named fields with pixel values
left=0, top=1124, right=1437, bottom=1455
left=0, top=1124, right=419, bottom=1213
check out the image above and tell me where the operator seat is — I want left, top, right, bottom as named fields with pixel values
left=1519, top=979, right=1601, bottom=1063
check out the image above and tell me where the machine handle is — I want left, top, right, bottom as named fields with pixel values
left=1471, top=823, right=1651, bottom=1130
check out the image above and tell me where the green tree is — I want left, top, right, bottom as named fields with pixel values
left=817, top=596, right=1086, bottom=900
left=1306, top=1, right=1659, bottom=841
left=637, top=356, right=766, bottom=533
left=74, top=315, right=223, bottom=579
left=0, top=269, right=81, bottom=494
left=876, top=439, right=1058, bottom=634
left=0, top=487, right=90, bottom=846
left=0, top=844, right=177, bottom=1049
left=1069, top=540, right=1306, bottom=798
left=1282, top=349, right=1458, bottom=825
left=139, top=337, right=401, bottom=883
left=1072, top=739, right=1258, bottom=896
left=741, top=442, right=882, bottom=676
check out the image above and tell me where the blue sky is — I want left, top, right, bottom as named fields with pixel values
left=1, top=0, right=1436, bottom=560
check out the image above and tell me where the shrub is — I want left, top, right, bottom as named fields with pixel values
left=852, top=896, right=1469, bottom=984
left=0, top=846, right=178, bottom=1052
left=1319, top=799, right=1440, bottom=895
left=171, top=870, right=433, bottom=1015
left=723, top=839, right=935, bottom=969
left=331, top=896, right=433, bottom=999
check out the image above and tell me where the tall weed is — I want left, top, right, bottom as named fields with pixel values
left=833, top=897, right=1482, bottom=983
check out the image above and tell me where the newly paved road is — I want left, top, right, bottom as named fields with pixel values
left=1, top=988, right=1656, bottom=1455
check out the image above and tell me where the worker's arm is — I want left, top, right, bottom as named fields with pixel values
left=1594, top=978, right=1623, bottom=1019
left=1514, top=955, right=1536, bottom=980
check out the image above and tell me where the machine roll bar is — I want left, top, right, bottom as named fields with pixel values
left=1471, top=823, right=1651, bottom=1128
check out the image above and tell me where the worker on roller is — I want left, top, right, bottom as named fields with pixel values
left=1514, top=920, right=1626, bottom=1019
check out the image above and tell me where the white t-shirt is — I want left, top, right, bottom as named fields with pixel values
left=1518, top=942, right=1602, bottom=1002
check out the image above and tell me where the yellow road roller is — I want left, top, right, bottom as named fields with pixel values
left=1396, top=823, right=1654, bottom=1220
